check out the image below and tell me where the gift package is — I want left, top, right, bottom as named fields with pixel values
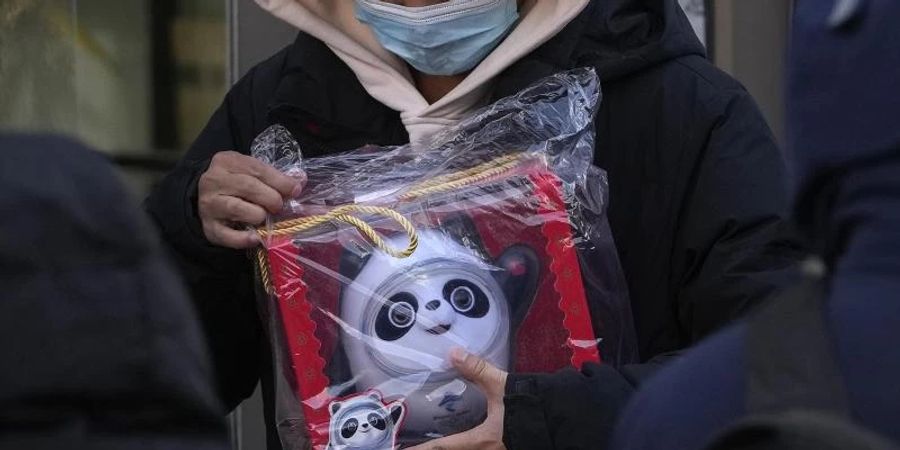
left=253, top=69, right=637, bottom=450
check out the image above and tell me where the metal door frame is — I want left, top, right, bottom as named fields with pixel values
left=225, top=3, right=296, bottom=449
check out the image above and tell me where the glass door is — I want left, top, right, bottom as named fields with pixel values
left=0, top=0, right=228, bottom=196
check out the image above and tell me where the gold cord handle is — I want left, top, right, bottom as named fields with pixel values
left=398, top=153, right=525, bottom=201
left=255, top=152, right=534, bottom=294
left=258, top=204, right=419, bottom=258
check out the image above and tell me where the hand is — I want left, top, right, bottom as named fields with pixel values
left=198, top=151, right=304, bottom=249
left=409, top=348, right=509, bottom=450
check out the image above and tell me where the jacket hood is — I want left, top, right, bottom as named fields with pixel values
left=0, top=135, right=228, bottom=450
left=257, top=0, right=592, bottom=144
left=566, top=0, right=706, bottom=81
left=256, top=0, right=703, bottom=144
left=491, top=0, right=706, bottom=99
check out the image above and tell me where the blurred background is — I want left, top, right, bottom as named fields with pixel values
left=0, top=0, right=791, bottom=448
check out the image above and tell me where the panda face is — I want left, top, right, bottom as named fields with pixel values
left=335, top=407, right=390, bottom=448
left=374, top=277, right=491, bottom=342
left=360, top=259, right=509, bottom=376
left=327, top=392, right=404, bottom=450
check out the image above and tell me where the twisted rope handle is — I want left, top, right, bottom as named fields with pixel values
left=398, top=153, right=525, bottom=200
left=256, top=247, right=274, bottom=294
left=255, top=152, right=533, bottom=294
left=255, top=205, right=418, bottom=294
left=258, top=204, right=419, bottom=258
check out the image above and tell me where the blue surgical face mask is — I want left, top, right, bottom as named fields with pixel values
left=355, top=0, right=519, bottom=76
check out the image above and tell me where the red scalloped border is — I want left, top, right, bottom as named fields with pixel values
left=527, top=169, right=602, bottom=368
left=267, top=236, right=332, bottom=447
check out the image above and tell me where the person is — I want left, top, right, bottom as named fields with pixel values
left=608, top=0, right=900, bottom=448
left=0, top=134, right=229, bottom=450
left=144, top=0, right=803, bottom=448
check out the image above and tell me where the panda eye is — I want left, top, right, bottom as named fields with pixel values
left=388, top=302, right=415, bottom=328
left=375, top=293, right=418, bottom=341
left=450, top=286, right=475, bottom=312
left=443, top=280, right=489, bottom=318
left=368, top=412, right=387, bottom=430
left=340, top=418, right=358, bottom=439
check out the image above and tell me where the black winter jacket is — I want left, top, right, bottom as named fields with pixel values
left=145, top=0, right=803, bottom=448
left=1, top=134, right=228, bottom=450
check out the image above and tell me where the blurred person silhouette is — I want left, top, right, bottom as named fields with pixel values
left=0, top=134, right=229, bottom=450
left=145, top=0, right=805, bottom=448
left=607, top=0, right=900, bottom=448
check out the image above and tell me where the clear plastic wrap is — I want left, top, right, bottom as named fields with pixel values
left=253, top=68, right=638, bottom=450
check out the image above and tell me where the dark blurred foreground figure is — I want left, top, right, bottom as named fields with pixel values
left=612, top=0, right=900, bottom=448
left=0, top=134, right=229, bottom=450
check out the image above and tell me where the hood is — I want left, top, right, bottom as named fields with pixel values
left=555, top=0, right=706, bottom=81
left=788, top=0, right=900, bottom=273
left=257, top=0, right=704, bottom=144
left=491, top=0, right=706, bottom=99
left=0, top=134, right=228, bottom=450
left=256, top=0, right=591, bottom=144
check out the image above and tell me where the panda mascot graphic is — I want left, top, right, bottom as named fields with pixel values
left=326, top=391, right=405, bottom=450
left=335, top=215, right=539, bottom=442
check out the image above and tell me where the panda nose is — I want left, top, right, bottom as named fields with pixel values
left=361, top=423, right=369, bottom=429
left=418, top=299, right=456, bottom=331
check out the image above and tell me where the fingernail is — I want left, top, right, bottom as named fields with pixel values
left=291, top=183, right=304, bottom=198
left=450, top=347, right=468, bottom=365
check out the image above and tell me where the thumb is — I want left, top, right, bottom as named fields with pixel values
left=450, top=348, right=507, bottom=396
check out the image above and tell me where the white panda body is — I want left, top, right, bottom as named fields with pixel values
left=340, top=231, right=512, bottom=437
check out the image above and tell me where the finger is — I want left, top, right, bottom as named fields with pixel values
left=204, top=220, right=260, bottom=249
left=222, top=174, right=285, bottom=214
left=450, top=348, right=508, bottom=396
left=292, top=169, right=308, bottom=196
left=231, top=154, right=302, bottom=198
left=207, top=195, right=268, bottom=226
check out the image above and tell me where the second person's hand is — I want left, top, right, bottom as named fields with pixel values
left=198, top=151, right=304, bottom=249
left=407, top=349, right=509, bottom=450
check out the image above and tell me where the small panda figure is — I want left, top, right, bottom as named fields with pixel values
left=337, top=215, right=538, bottom=441
left=326, top=391, right=405, bottom=450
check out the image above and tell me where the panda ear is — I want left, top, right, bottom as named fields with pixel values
left=439, top=214, right=486, bottom=253
left=494, top=245, right=540, bottom=332
left=388, top=402, right=405, bottom=424
left=330, top=401, right=342, bottom=415
left=338, top=246, right=372, bottom=283
left=367, top=391, right=382, bottom=403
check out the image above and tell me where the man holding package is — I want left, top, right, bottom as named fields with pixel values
left=145, top=0, right=803, bottom=448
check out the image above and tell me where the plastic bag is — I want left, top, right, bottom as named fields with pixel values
left=251, top=123, right=305, bottom=176
left=253, top=68, right=638, bottom=450
left=251, top=124, right=308, bottom=215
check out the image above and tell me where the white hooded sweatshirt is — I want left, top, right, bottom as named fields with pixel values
left=254, top=0, right=589, bottom=145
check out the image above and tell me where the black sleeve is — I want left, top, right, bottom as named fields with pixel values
left=502, top=354, right=679, bottom=450
left=502, top=91, right=804, bottom=450
left=144, top=53, right=287, bottom=410
left=671, top=91, right=804, bottom=342
left=503, top=363, right=635, bottom=450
